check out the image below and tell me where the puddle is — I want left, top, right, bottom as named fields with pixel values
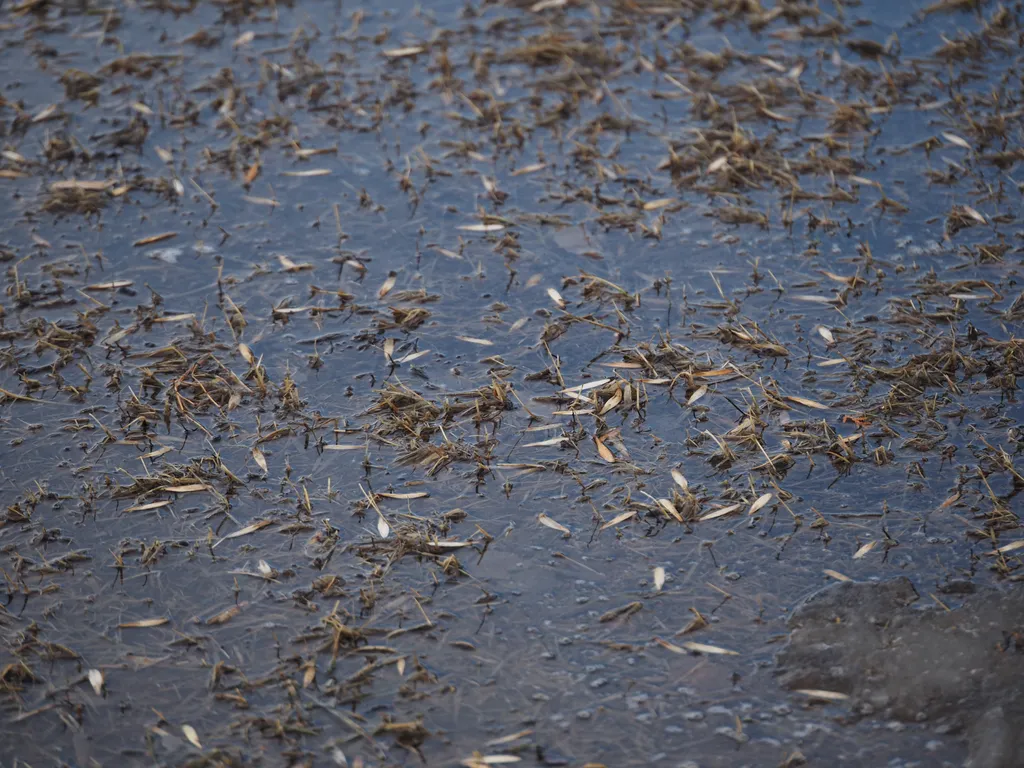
left=0, top=0, right=1022, bottom=765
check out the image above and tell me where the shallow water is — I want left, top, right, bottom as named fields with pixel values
left=1, top=0, right=1022, bottom=765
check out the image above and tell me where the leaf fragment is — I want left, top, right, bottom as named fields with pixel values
left=941, top=132, right=971, bottom=150
left=251, top=447, right=268, bottom=474
left=594, top=436, right=616, bottom=463
left=538, top=513, right=570, bottom=537
left=853, top=540, right=877, bottom=559
left=207, top=604, right=242, bottom=625
left=182, top=724, right=202, bottom=749
left=546, top=287, right=566, bottom=309
left=278, top=254, right=313, bottom=272
left=748, top=493, right=773, bottom=515
left=653, top=567, right=666, bottom=591
left=671, top=469, right=689, bottom=492
left=378, top=272, right=397, bottom=298
left=599, top=510, right=636, bottom=530
left=239, top=343, right=256, bottom=365
left=643, top=197, right=678, bottom=211
left=687, top=385, right=708, bottom=406
left=88, top=669, right=104, bottom=696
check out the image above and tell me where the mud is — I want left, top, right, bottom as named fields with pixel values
left=777, top=578, right=1024, bottom=768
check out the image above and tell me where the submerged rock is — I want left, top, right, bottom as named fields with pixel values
left=775, top=578, right=1024, bottom=768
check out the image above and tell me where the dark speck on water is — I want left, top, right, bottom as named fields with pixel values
left=0, top=0, right=1023, bottom=766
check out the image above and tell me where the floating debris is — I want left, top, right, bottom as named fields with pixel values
left=1, top=0, right=1022, bottom=765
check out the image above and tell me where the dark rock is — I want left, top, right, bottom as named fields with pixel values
left=775, top=578, right=1024, bottom=768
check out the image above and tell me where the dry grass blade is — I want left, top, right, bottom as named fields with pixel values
left=523, top=435, right=568, bottom=448
left=384, top=46, right=426, bottom=58
left=0, top=388, right=52, bottom=404
left=86, top=280, right=133, bottom=291
left=653, top=637, right=688, bottom=654
left=215, top=520, right=273, bottom=547
left=485, top=730, right=533, bottom=747
left=457, top=223, right=504, bottom=232
left=990, top=540, right=1024, bottom=555
left=784, top=395, right=829, bottom=410
left=133, top=232, right=177, bottom=247
left=281, top=168, right=331, bottom=177
left=699, top=503, right=741, bottom=522
left=162, top=483, right=210, bottom=493
left=512, top=163, right=545, bottom=176
left=118, top=618, right=169, bottom=629
left=561, top=379, right=611, bottom=395
left=456, top=336, right=494, bottom=346
left=124, top=500, right=172, bottom=513
left=599, top=601, right=643, bottom=622
left=793, top=689, right=850, bottom=701
left=462, top=755, right=522, bottom=767
left=681, top=641, right=738, bottom=656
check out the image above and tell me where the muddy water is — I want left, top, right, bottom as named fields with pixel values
left=1, top=0, right=1022, bottom=765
